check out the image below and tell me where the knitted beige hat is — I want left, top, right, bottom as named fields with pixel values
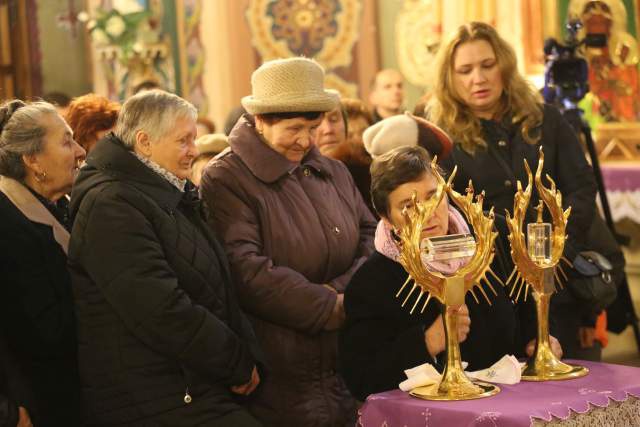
left=363, top=112, right=453, bottom=159
left=195, top=133, right=229, bottom=155
left=242, top=57, right=340, bottom=115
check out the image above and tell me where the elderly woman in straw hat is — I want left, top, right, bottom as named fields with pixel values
left=200, top=57, right=376, bottom=426
left=0, top=100, right=86, bottom=426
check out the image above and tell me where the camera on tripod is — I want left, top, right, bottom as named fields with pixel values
left=542, top=19, right=607, bottom=110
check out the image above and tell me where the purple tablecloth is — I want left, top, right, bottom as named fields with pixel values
left=598, top=164, right=640, bottom=223
left=601, top=164, right=640, bottom=192
left=358, top=361, right=640, bottom=426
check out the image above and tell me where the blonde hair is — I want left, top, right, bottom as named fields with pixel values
left=428, top=22, right=543, bottom=154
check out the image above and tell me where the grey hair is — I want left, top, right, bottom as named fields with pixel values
left=0, top=100, right=58, bottom=180
left=114, top=90, right=198, bottom=149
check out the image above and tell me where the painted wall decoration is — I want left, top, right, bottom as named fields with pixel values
left=175, top=0, right=208, bottom=114
left=85, top=0, right=175, bottom=100
left=246, top=0, right=362, bottom=98
left=394, top=0, right=548, bottom=93
left=395, top=0, right=442, bottom=89
left=569, top=0, right=640, bottom=122
left=637, top=0, right=640, bottom=37
left=26, top=0, right=93, bottom=97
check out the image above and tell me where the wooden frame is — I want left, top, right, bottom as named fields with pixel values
left=0, top=0, right=36, bottom=100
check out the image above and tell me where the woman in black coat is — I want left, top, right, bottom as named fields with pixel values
left=0, top=100, right=86, bottom=426
left=338, top=146, right=552, bottom=402
left=67, top=90, right=264, bottom=426
left=0, top=192, right=78, bottom=427
left=1, top=334, right=33, bottom=427
left=429, top=22, right=598, bottom=359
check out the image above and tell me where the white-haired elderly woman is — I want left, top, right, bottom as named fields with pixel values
left=0, top=100, right=85, bottom=426
left=67, top=90, right=264, bottom=427
left=200, top=57, right=376, bottom=427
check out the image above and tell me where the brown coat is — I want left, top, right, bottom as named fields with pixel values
left=200, top=116, right=376, bottom=427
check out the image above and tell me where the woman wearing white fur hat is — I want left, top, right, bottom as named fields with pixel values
left=200, top=57, right=376, bottom=427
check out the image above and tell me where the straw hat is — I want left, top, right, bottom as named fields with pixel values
left=242, top=57, right=340, bottom=115
left=363, top=112, right=453, bottom=159
left=195, top=133, right=229, bottom=155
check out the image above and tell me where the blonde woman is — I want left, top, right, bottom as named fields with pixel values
left=430, top=22, right=598, bottom=359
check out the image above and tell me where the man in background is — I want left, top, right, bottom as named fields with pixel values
left=368, top=69, right=404, bottom=123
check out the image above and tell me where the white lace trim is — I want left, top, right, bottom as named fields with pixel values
left=531, top=396, right=640, bottom=426
left=132, top=152, right=186, bottom=192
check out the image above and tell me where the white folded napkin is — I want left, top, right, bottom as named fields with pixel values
left=399, top=355, right=522, bottom=392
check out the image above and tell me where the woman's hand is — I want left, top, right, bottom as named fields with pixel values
left=323, top=292, right=345, bottom=331
left=230, top=366, right=260, bottom=396
left=526, top=336, right=563, bottom=359
left=424, top=304, right=471, bottom=358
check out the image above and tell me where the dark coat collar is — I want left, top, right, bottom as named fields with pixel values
left=0, top=176, right=71, bottom=253
left=74, top=134, right=190, bottom=212
left=228, top=115, right=332, bottom=184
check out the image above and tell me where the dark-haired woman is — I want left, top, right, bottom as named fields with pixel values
left=200, top=57, right=376, bottom=426
left=338, top=146, right=560, bottom=402
left=0, top=100, right=85, bottom=426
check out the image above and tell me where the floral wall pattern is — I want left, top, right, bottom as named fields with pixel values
left=246, top=0, right=363, bottom=98
left=569, top=0, right=640, bottom=123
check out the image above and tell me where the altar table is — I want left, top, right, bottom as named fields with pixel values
left=358, top=361, right=640, bottom=426
left=600, top=164, right=640, bottom=224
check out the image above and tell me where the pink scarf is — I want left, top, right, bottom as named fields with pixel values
left=374, top=206, right=472, bottom=275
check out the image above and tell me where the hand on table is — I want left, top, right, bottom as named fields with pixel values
left=526, top=335, right=563, bottom=359
left=424, top=304, right=471, bottom=358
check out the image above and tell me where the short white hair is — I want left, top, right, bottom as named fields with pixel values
left=114, top=90, right=197, bottom=148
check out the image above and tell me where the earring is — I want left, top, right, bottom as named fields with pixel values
left=35, top=171, right=47, bottom=182
left=391, top=227, right=401, bottom=242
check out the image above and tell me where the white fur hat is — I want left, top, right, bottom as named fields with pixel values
left=242, top=57, right=340, bottom=115
left=363, top=112, right=453, bottom=159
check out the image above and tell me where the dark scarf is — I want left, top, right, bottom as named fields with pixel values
left=25, top=185, right=71, bottom=232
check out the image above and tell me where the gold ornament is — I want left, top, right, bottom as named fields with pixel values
left=505, top=148, right=589, bottom=381
left=397, top=157, right=503, bottom=400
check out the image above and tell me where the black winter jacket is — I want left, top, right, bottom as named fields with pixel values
left=0, top=188, right=81, bottom=426
left=68, top=135, right=263, bottom=426
left=0, top=336, right=19, bottom=427
left=439, top=104, right=597, bottom=250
